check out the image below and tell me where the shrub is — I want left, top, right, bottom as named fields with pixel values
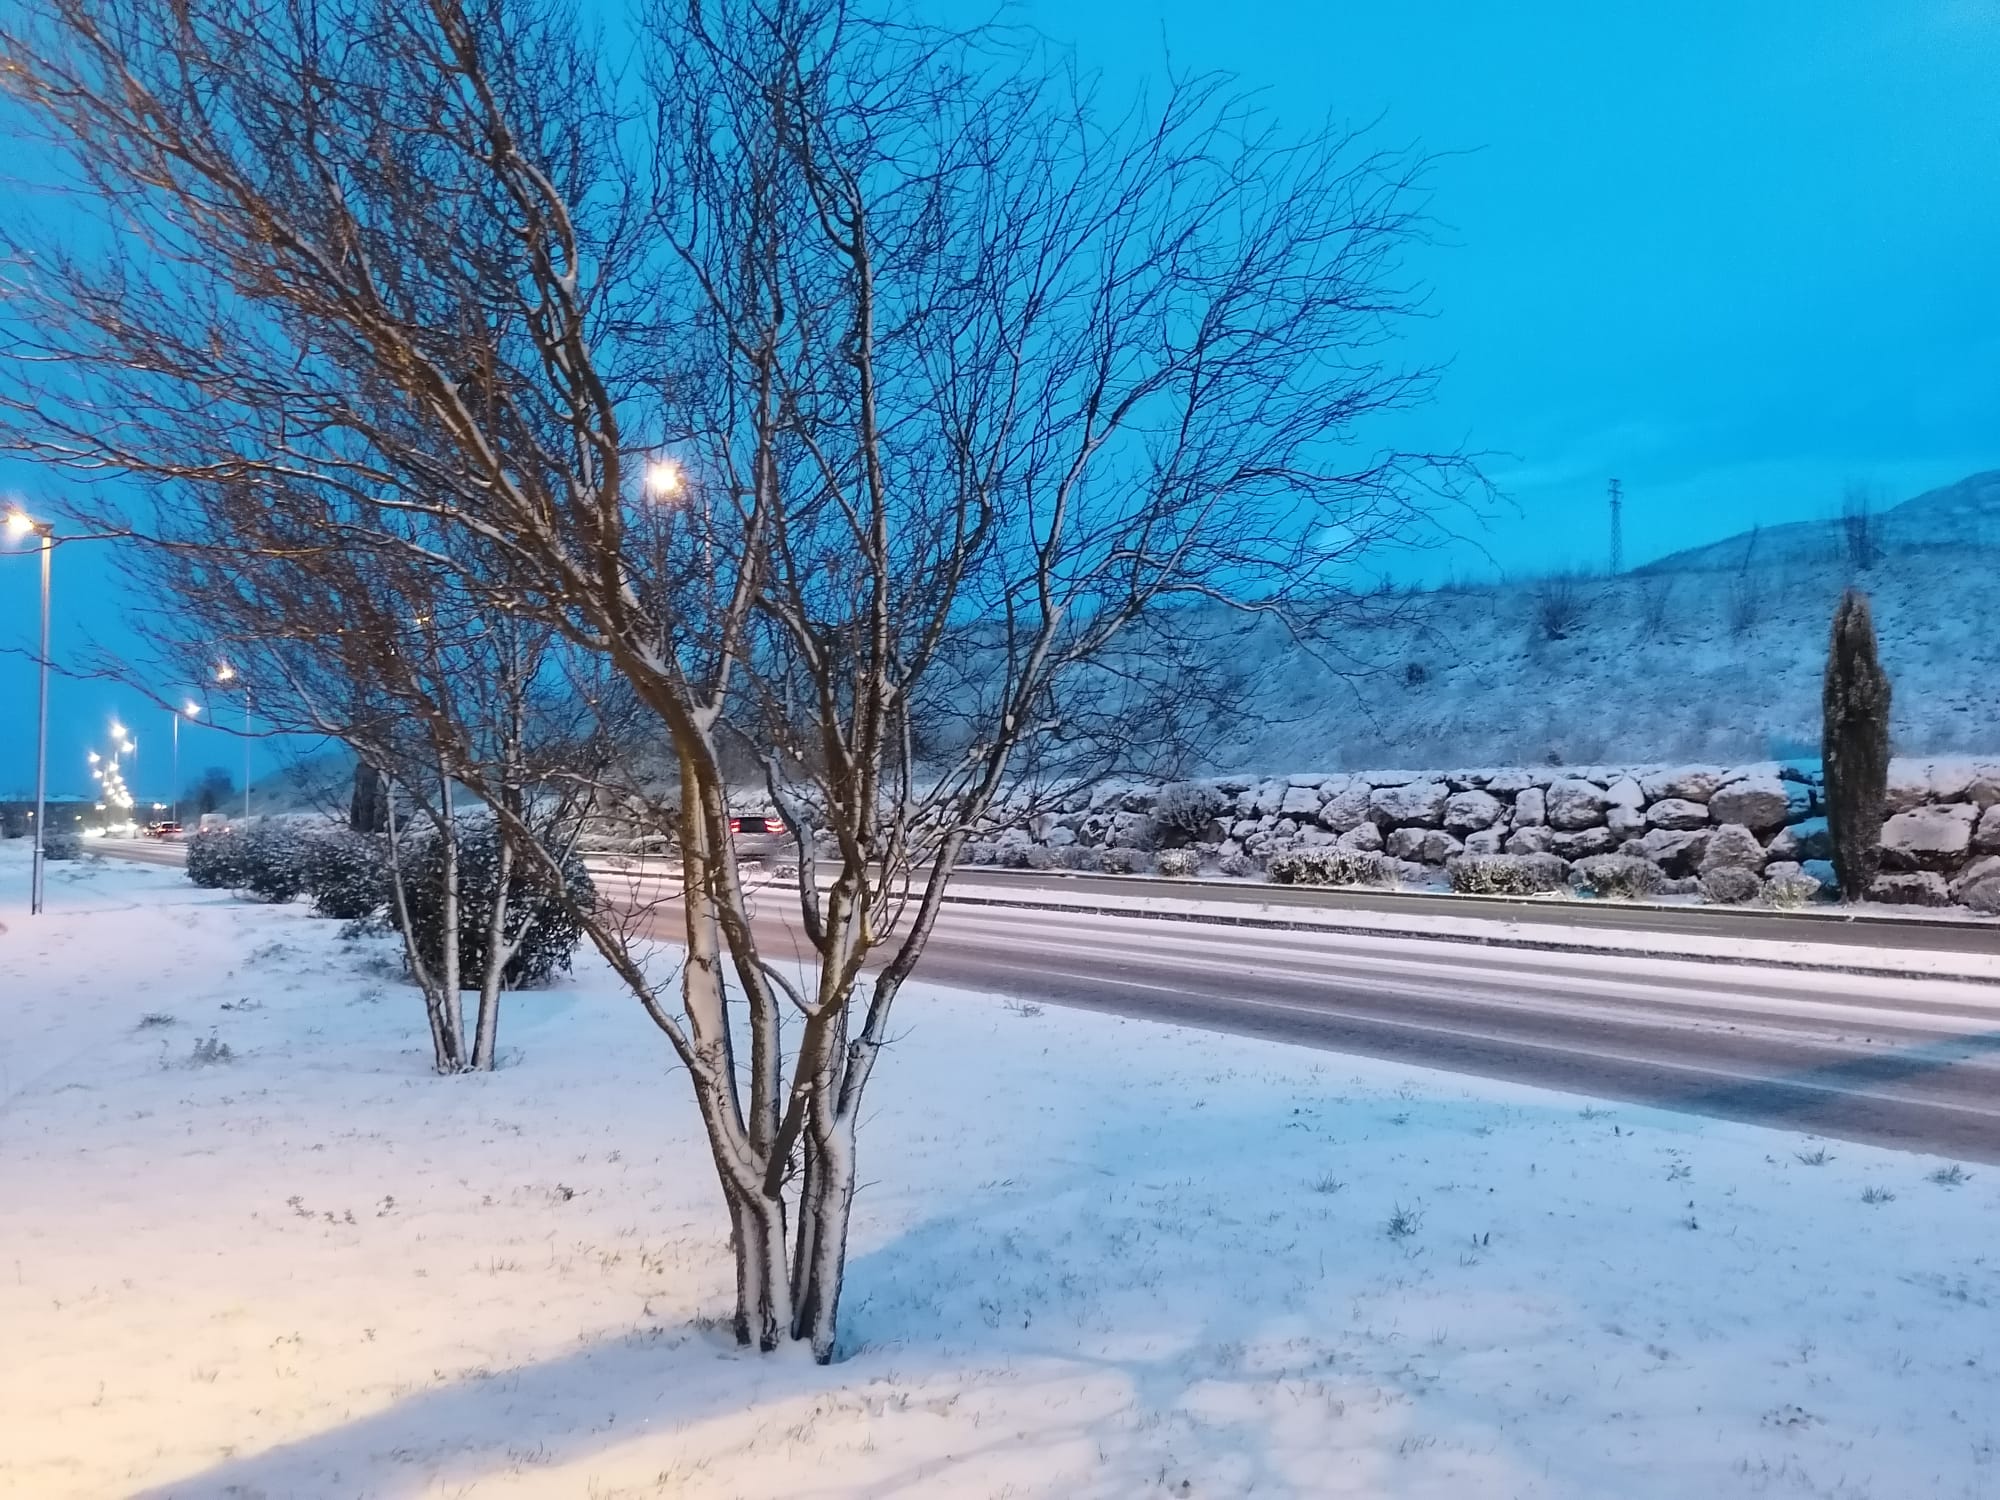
left=186, top=827, right=250, bottom=889
left=1532, top=573, right=1585, bottom=641
left=301, top=830, right=388, bottom=919
left=1098, top=846, right=1152, bottom=875
left=1699, top=866, right=1762, bottom=904
left=234, top=822, right=311, bottom=902
left=42, top=829, right=81, bottom=861
left=1822, top=588, right=1891, bottom=900
left=1153, top=848, right=1201, bottom=878
left=1448, top=853, right=1567, bottom=895
left=1267, top=848, right=1391, bottom=887
left=1569, top=854, right=1664, bottom=900
left=392, top=827, right=594, bottom=989
left=1153, top=782, right=1229, bottom=837
left=1762, top=869, right=1824, bottom=909
left=963, top=842, right=1000, bottom=865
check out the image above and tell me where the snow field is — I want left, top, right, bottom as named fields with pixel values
left=1, top=848, right=1997, bottom=1498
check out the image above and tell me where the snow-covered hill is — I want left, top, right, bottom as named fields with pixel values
left=1185, top=471, right=2000, bottom=773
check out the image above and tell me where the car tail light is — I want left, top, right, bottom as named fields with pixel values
left=762, top=817, right=784, bottom=835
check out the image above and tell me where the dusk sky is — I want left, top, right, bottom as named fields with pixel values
left=3, top=0, right=1997, bottom=794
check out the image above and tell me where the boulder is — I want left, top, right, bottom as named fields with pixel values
left=1882, top=762, right=1939, bottom=814
left=1968, top=770, right=2000, bottom=808
left=1708, top=776, right=1805, bottom=833
left=1482, top=769, right=1539, bottom=795
left=1317, top=783, right=1374, bottom=832
left=1106, top=811, right=1160, bottom=850
left=1278, top=782, right=1324, bottom=818
left=1444, top=789, right=1507, bottom=832
left=1389, top=827, right=1463, bottom=864
left=1461, top=827, right=1506, bottom=856
left=1699, top=866, right=1762, bottom=904
left=1604, top=776, right=1645, bottom=810
left=1974, top=804, right=2000, bottom=854
left=1605, top=804, right=1646, bottom=839
left=1545, top=779, right=1610, bottom=830
left=1551, top=827, right=1619, bottom=859
left=1645, top=797, right=1710, bottom=831
left=1699, top=823, right=1767, bottom=874
left=1360, top=769, right=1421, bottom=788
left=1368, top=780, right=1450, bottom=830
left=1641, top=765, right=1728, bottom=803
left=1868, top=871, right=1950, bottom=907
left=1513, top=786, right=1547, bottom=827
left=1950, top=855, right=2000, bottom=915
left=1229, top=818, right=1261, bottom=840
left=1764, top=816, right=1832, bottom=863
left=1880, top=803, right=1978, bottom=871
left=1624, top=827, right=1709, bottom=876
left=1504, top=825, right=1556, bottom=856
left=1337, top=821, right=1385, bottom=853
left=1248, top=779, right=1288, bottom=817
left=1285, top=773, right=1328, bottom=788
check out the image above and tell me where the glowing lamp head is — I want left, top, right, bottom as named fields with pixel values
left=645, top=459, right=684, bottom=499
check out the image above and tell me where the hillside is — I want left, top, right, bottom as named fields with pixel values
left=1183, top=471, right=2000, bottom=773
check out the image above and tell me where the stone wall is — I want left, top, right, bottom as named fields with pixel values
left=970, top=758, right=2000, bottom=913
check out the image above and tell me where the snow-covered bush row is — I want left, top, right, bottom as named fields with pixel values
left=970, top=755, right=2000, bottom=911
left=301, top=830, right=388, bottom=919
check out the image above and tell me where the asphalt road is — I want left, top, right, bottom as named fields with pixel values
left=101, top=839, right=2000, bottom=1161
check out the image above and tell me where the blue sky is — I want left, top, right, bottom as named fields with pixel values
left=4, top=0, right=1998, bottom=794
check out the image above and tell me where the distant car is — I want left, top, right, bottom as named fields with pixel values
left=198, top=813, right=229, bottom=832
left=729, top=811, right=787, bottom=861
left=143, top=821, right=184, bottom=840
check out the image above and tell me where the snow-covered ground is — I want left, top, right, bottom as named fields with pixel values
left=3, top=848, right=1997, bottom=1499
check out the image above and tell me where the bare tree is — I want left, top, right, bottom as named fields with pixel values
left=0, top=0, right=1478, bottom=1358
left=1840, top=481, right=1878, bottom=574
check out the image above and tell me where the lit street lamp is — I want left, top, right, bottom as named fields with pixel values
left=215, top=663, right=251, bottom=820
left=6, top=508, right=54, bottom=914
left=172, top=702, right=199, bottom=825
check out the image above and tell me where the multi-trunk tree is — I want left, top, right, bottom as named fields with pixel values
left=0, top=0, right=1476, bottom=1358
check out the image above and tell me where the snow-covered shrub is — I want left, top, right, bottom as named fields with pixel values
left=963, top=842, right=1000, bottom=866
left=1153, top=847, right=1201, bottom=878
left=1098, top=846, right=1152, bottom=875
left=41, top=829, right=81, bottom=861
left=1699, top=866, right=1761, bottom=904
left=995, top=842, right=1033, bottom=869
left=1266, top=848, right=1391, bottom=887
left=1153, top=782, right=1228, bottom=838
left=1066, top=846, right=1105, bottom=873
left=185, top=828, right=250, bottom=889
left=392, top=828, right=594, bottom=988
left=1448, top=853, right=1567, bottom=895
left=301, top=830, right=387, bottom=919
left=234, top=822, right=311, bottom=902
left=1568, top=854, right=1664, bottom=900
left=1762, top=868, right=1825, bottom=909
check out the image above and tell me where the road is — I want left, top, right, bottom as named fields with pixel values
left=100, top=838, right=2000, bottom=1161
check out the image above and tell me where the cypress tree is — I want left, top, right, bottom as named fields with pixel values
left=1821, top=589, right=1892, bottom=901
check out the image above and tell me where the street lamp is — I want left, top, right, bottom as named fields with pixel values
left=172, top=702, right=200, bottom=825
left=644, top=455, right=713, bottom=581
left=6, top=507, right=54, bottom=914
left=215, top=663, right=251, bottom=820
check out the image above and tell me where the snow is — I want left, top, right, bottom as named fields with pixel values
left=4, top=847, right=1999, bottom=1498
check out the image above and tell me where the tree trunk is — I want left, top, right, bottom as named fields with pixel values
left=471, top=834, right=514, bottom=1071
left=796, top=1108, right=858, bottom=1363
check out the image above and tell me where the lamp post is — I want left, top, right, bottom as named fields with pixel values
left=172, top=702, right=199, bottom=825
left=6, top=509, right=53, bottom=914
left=215, top=663, right=250, bottom=820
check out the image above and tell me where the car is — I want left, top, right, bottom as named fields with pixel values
left=143, top=821, right=184, bottom=840
left=729, top=810, right=787, bottom=861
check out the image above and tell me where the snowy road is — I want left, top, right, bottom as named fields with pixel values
left=101, top=839, right=2000, bottom=1160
